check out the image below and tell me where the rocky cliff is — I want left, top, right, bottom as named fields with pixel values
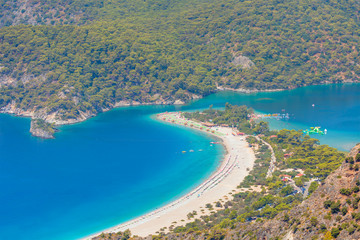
left=1, top=94, right=195, bottom=139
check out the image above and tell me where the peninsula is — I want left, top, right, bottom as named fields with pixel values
left=93, top=104, right=347, bottom=240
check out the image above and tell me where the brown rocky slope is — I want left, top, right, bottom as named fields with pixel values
left=224, top=144, right=360, bottom=240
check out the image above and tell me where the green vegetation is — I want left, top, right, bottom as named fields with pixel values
left=183, top=103, right=272, bottom=137
left=95, top=105, right=348, bottom=239
left=159, top=105, right=344, bottom=236
left=1, top=0, right=360, bottom=120
left=271, top=129, right=344, bottom=179
left=32, top=118, right=57, bottom=135
left=340, top=188, right=353, bottom=196
left=331, top=227, right=341, bottom=238
left=0, top=0, right=213, bottom=27
left=183, top=103, right=257, bottom=133
left=308, top=181, right=319, bottom=195
left=94, top=229, right=131, bottom=240
left=311, top=217, right=318, bottom=227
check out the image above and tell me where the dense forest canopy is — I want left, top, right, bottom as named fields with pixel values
left=0, top=0, right=359, bottom=120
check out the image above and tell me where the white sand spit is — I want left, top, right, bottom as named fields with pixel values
left=83, top=112, right=255, bottom=239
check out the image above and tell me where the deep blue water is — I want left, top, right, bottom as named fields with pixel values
left=0, top=83, right=359, bottom=239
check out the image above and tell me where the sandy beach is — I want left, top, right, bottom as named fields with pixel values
left=84, top=112, right=255, bottom=239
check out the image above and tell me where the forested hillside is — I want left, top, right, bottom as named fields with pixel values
left=0, top=0, right=359, bottom=122
left=0, top=0, right=211, bottom=27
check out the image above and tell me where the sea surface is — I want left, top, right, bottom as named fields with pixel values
left=0, top=83, right=359, bottom=239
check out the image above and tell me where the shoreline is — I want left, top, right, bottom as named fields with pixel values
left=83, top=112, right=256, bottom=239
left=3, top=82, right=360, bottom=139
left=0, top=86, right=299, bottom=137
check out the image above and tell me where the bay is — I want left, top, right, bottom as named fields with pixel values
left=0, top=83, right=359, bottom=239
left=0, top=109, right=223, bottom=240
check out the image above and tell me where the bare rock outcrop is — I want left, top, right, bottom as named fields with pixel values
left=232, top=55, right=255, bottom=69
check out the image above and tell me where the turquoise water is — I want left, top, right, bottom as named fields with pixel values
left=189, top=83, right=360, bottom=151
left=0, top=109, right=223, bottom=240
left=0, top=83, right=359, bottom=239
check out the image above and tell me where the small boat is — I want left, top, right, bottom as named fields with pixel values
left=189, top=150, right=194, bottom=152
left=182, top=151, right=186, bottom=153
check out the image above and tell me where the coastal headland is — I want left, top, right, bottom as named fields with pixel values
left=85, top=112, right=256, bottom=239
left=0, top=87, right=278, bottom=139
left=0, top=97, right=194, bottom=138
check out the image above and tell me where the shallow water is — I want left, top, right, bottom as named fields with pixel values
left=187, top=83, right=360, bottom=151
left=0, top=83, right=359, bottom=239
left=0, top=110, right=223, bottom=240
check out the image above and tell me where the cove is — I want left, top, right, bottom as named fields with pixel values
left=189, top=83, right=360, bottom=151
left=0, top=83, right=359, bottom=240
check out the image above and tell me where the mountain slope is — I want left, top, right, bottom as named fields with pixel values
left=0, top=0, right=360, bottom=124
left=226, top=144, right=360, bottom=239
